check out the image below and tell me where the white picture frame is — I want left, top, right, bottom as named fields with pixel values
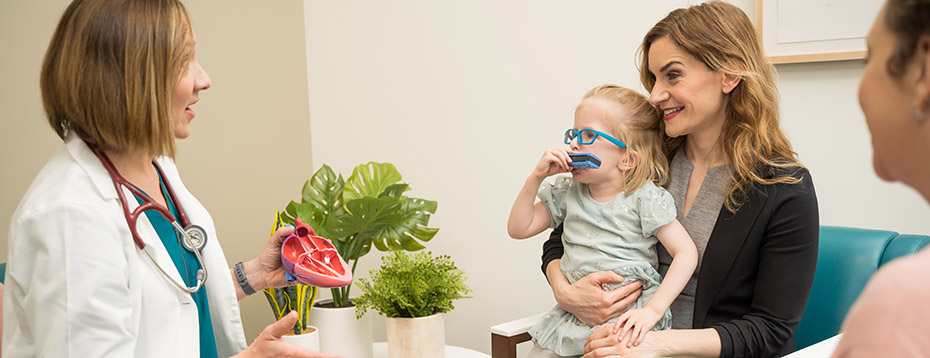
left=755, top=0, right=882, bottom=64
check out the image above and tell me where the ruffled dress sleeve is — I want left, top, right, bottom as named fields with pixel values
left=537, top=174, right=574, bottom=229
left=637, top=183, right=676, bottom=237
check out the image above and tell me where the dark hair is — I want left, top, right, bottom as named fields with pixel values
left=884, top=0, right=930, bottom=77
left=41, top=0, right=193, bottom=158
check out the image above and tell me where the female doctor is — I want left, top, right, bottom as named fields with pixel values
left=2, top=0, right=340, bottom=357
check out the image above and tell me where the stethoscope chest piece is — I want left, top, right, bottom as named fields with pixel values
left=181, top=224, right=208, bottom=252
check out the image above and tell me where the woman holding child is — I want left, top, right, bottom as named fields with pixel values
left=543, top=2, right=820, bottom=357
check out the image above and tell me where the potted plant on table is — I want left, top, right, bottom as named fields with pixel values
left=278, top=162, right=439, bottom=358
left=355, top=250, right=472, bottom=358
left=263, top=212, right=320, bottom=350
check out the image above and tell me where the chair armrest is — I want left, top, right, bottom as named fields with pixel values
left=490, top=313, right=543, bottom=358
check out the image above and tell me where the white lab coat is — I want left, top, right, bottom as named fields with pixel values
left=3, top=135, right=249, bottom=357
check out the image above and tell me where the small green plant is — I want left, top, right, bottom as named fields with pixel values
left=355, top=251, right=471, bottom=319
left=263, top=211, right=318, bottom=335
left=280, top=162, right=439, bottom=308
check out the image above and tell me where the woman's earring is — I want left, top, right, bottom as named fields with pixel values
left=915, top=97, right=930, bottom=121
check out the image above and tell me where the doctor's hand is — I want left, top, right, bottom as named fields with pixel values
left=239, top=312, right=344, bottom=358
left=256, top=225, right=299, bottom=288
left=235, top=226, right=296, bottom=301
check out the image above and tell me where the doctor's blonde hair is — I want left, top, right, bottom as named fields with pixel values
left=581, top=85, right=668, bottom=194
left=41, top=0, right=194, bottom=158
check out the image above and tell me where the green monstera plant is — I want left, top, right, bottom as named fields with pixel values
left=280, top=162, right=439, bottom=307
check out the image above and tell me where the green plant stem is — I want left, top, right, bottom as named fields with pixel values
left=330, top=257, right=362, bottom=307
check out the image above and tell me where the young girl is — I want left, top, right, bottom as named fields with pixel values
left=508, top=84, right=698, bottom=357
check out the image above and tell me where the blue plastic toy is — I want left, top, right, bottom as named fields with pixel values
left=568, top=153, right=601, bottom=170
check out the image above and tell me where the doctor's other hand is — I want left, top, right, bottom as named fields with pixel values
left=554, top=270, right=643, bottom=326
left=240, top=311, right=344, bottom=358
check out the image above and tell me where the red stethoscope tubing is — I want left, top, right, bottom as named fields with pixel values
left=88, top=144, right=207, bottom=294
left=89, top=146, right=190, bottom=250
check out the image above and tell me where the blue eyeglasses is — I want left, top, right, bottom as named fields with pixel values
left=564, top=129, right=627, bottom=148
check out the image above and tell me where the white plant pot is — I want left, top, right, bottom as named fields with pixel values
left=386, top=313, right=445, bottom=358
left=307, top=299, right=373, bottom=358
left=281, top=326, right=320, bottom=351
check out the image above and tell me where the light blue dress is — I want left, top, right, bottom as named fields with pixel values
left=530, top=175, right=676, bottom=357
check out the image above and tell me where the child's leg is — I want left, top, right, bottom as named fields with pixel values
left=528, top=342, right=574, bottom=358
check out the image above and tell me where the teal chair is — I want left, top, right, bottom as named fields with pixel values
left=794, top=226, right=930, bottom=349
left=1, top=261, right=5, bottom=284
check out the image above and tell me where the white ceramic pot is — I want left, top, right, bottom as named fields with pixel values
left=307, top=299, right=373, bottom=358
left=281, top=326, right=320, bottom=351
left=386, top=313, right=445, bottom=358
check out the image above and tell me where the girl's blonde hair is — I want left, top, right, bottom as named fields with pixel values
left=42, top=0, right=194, bottom=158
left=582, top=84, right=667, bottom=194
left=637, top=1, right=804, bottom=212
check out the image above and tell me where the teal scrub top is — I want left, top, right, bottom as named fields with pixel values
left=133, top=174, right=218, bottom=358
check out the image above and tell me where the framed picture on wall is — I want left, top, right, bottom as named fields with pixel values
left=755, top=0, right=883, bottom=64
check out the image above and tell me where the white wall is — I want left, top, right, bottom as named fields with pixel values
left=303, top=0, right=930, bottom=355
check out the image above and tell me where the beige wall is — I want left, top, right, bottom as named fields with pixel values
left=0, top=0, right=312, bottom=341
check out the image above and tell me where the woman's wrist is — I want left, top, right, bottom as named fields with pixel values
left=545, top=260, right=569, bottom=302
left=638, top=329, right=675, bottom=357
left=644, top=328, right=721, bottom=358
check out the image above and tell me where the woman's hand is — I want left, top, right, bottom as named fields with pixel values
left=584, top=324, right=669, bottom=358
left=548, top=262, right=643, bottom=326
left=238, top=312, right=343, bottom=358
left=584, top=324, right=627, bottom=358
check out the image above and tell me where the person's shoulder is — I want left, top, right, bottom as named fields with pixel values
left=13, top=144, right=106, bottom=223
left=873, top=248, right=930, bottom=289
left=754, top=161, right=814, bottom=193
left=630, top=180, right=667, bottom=198
left=762, top=161, right=811, bottom=181
left=849, top=248, right=930, bottom=325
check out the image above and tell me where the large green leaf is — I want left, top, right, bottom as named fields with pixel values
left=371, top=198, right=439, bottom=252
left=328, top=197, right=404, bottom=260
left=283, top=201, right=333, bottom=239
left=343, top=162, right=402, bottom=202
left=301, top=165, right=345, bottom=222
left=379, top=183, right=410, bottom=198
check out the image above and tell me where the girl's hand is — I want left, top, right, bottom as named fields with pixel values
left=612, top=306, right=663, bottom=347
left=531, top=148, right=572, bottom=180
left=239, top=312, right=344, bottom=358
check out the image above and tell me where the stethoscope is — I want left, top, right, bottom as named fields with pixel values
left=89, top=144, right=208, bottom=294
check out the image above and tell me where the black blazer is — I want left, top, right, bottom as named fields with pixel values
left=542, top=167, right=819, bottom=357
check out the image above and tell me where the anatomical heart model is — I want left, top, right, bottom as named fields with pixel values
left=281, top=218, right=352, bottom=288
